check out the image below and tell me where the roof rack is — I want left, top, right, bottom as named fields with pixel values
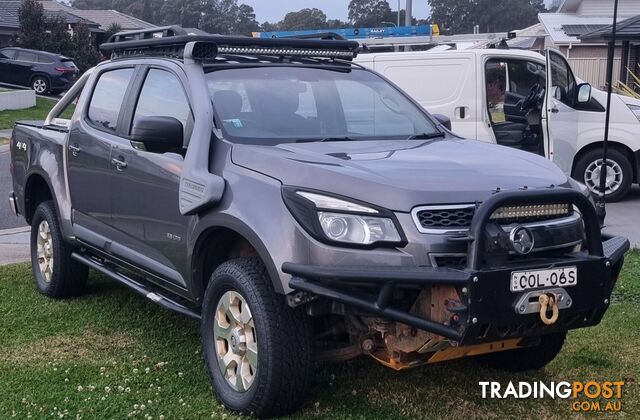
left=100, top=26, right=359, bottom=61
left=281, top=32, right=348, bottom=41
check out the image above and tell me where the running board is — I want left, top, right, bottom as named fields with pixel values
left=71, top=252, right=201, bottom=320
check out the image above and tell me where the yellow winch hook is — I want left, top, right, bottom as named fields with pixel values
left=538, top=293, right=559, bottom=325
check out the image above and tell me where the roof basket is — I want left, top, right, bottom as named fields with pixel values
left=107, top=25, right=188, bottom=43
left=281, top=32, right=347, bottom=41
left=100, top=26, right=359, bottom=61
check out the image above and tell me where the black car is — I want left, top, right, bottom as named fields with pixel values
left=0, top=47, right=78, bottom=94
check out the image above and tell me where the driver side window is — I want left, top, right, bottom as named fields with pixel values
left=549, top=52, right=576, bottom=107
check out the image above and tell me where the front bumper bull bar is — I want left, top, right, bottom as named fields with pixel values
left=283, top=188, right=630, bottom=345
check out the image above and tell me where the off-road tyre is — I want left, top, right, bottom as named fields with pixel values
left=30, top=200, right=88, bottom=298
left=475, top=332, right=566, bottom=372
left=573, top=148, right=633, bottom=202
left=201, top=257, right=312, bottom=417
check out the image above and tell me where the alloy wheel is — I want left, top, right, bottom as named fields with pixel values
left=33, top=79, right=47, bottom=94
left=36, top=220, right=54, bottom=282
left=214, top=290, right=258, bottom=392
left=584, top=158, right=623, bottom=196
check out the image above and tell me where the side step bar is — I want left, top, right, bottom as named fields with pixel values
left=71, top=252, right=201, bottom=320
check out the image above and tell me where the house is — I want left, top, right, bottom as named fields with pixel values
left=0, top=0, right=154, bottom=47
left=534, top=0, right=640, bottom=88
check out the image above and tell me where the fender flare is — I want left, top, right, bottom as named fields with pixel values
left=190, top=214, right=283, bottom=297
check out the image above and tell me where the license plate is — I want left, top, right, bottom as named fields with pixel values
left=510, top=266, right=577, bottom=292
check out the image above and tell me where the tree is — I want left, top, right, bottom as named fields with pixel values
left=348, top=0, right=392, bottom=27
left=158, top=0, right=202, bottom=28
left=104, top=22, right=123, bottom=41
left=428, top=0, right=546, bottom=35
left=17, top=0, right=47, bottom=50
left=43, top=15, right=73, bottom=56
left=71, top=23, right=100, bottom=71
left=235, top=4, right=260, bottom=35
left=279, top=8, right=327, bottom=31
left=326, top=19, right=348, bottom=30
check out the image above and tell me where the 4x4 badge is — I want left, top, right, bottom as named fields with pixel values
left=510, top=226, right=535, bottom=255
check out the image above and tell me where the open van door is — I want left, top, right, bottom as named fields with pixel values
left=543, top=49, right=578, bottom=173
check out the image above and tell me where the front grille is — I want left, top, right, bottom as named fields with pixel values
left=414, top=206, right=475, bottom=229
left=413, top=204, right=573, bottom=232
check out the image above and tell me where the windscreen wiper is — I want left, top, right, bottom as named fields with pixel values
left=296, top=136, right=355, bottom=143
left=407, top=132, right=446, bottom=140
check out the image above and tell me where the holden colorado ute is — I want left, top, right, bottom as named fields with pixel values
left=8, top=26, right=630, bottom=417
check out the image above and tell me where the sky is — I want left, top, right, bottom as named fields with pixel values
left=240, top=0, right=432, bottom=24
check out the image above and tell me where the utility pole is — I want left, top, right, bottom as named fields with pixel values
left=405, top=0, right=412, bottom=27
left=397, top=0, right=401, bottom=27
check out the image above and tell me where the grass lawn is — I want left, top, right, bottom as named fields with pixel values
left=0, top=97, right=74, bottom=130
left=0, top=251, right=638, bottom=419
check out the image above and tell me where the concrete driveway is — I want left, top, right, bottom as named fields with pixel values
left=604, top=185, right=640, bottom=248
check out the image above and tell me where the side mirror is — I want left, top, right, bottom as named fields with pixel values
left=551, top=86, right=561, bottom=100
left=577, top=83, right=592, bottom=104
left=131, top=116, right=183, bottom=153
left=432, top=113, right=452, bottom=131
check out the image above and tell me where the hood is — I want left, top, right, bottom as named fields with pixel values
left=231, top=138, right=571, bottom=211
left=616, top=92, right=640, bottom=107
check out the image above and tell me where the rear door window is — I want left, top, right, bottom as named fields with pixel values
left=16, top=51, right=37, bottom=62
left=87, top=68, right=134, bottom=132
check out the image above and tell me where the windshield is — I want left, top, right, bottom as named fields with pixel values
left=205, top=66, right=440, bottom=144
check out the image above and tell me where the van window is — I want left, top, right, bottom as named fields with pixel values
left=87, top=68, right=134, bottom=132
left=485, top=61, right=507, bottom=123
left=549, top=52, right=576, bottom=107
left=132, top=69, right=191, bottom=139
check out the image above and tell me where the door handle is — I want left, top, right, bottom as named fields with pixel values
left=68, top=144, right=80, bottom=156
left=111, top=156, right=127, bottom=171
left=550, top=106, right=559, bottom=113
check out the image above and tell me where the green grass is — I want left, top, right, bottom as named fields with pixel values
left=0, top=97, right=74, bottom=130
left=1, top=251, right=639, bottom=419
left=0, top=137, right=8, bottom=145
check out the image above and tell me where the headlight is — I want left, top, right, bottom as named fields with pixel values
left=282, top=188, right=405, bottom=247
left=626, top=103, right=640, bottom=121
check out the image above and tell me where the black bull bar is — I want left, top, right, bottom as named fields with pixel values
left=283, top=188, right=630, bottom=345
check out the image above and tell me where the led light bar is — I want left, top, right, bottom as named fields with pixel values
left=217, top=46, right=356, bottom=59
left=490, top=203, right=571, bottom=220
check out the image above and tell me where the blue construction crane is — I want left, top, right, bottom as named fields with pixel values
left=254, top=24, right=438, bottom=40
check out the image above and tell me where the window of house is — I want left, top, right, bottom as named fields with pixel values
left=87, top=68, right=134, bottom=132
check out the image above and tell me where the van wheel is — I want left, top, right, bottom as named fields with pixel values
left=475, top=332, right=566, bottom=372
left=201, top=257, right=312, bottom=417
left=31, top=76, right=49, bottom=94
left=573, top=148, right=632, bottom=202
left=30, top=201, right=88, bottom=298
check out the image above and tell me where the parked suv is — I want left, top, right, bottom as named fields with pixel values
left=0, top=47, right=78, bottom=94
left=8, top=27, right=629, bottom=417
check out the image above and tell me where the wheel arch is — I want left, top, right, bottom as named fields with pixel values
left=572, top=141, right=637, bottom=183
left=190, top=219, right=283, bottom=303
left=23, top=171, right=56, bottom=225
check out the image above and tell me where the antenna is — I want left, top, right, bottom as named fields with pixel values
left=596, top=0, right=619, bottom=224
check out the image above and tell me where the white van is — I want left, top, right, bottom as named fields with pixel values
left=355, top=48, right=640, bottom=201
